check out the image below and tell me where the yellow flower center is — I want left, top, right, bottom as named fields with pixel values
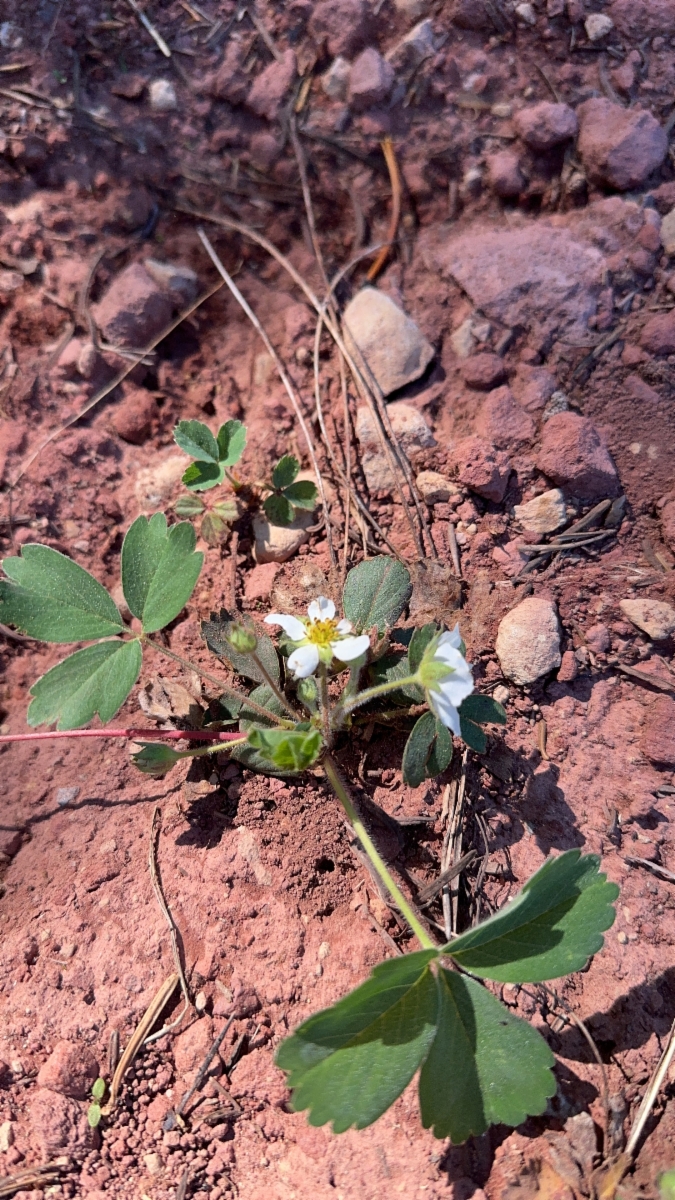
left=306, top=618, right=339, bottom=646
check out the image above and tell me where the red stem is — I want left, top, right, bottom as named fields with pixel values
left=0, top=729, right=244, bottom=745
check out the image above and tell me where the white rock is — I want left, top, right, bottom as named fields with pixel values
left=514, top=488, right=567, bottom=534
left=619, top=598, right=675, bottom=641
left=253, top=509, right=315, bottom=564
left=321, top=56, right=351, bottom=101
left=515, top=2, right=537, bottom=25
left=492, top=684, right=510, bottom=706
left=450, top=318, right=476, bottom=359
left=144, top=259, right=199, bottom=304
left=585, top=13, right=614, bottom=40
left=416, top=470, right=459, bottom=504
left=661, top=207, right=675, bottom=256
left=143, top=1152, right=163, bottom=1175
left=356, top=401, right=436, bottom=490
left=343, top=286, right=434, bottom=396
left=135, top=455, right=186, bottom=511
left=496, top=597, right=561, bottom=685
left=0, top=1121, right=14, bottom=1152
left=149, top=78, right=178, bottom=111
left=542, top=390, right=569, bottom=421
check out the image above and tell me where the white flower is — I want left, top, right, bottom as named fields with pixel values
left=418, top=624, right=473, bottom=735
left=264, top=596, right=370, bottom=680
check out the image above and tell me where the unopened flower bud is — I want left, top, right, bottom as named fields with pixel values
left=228, top=625, right=258, bottom=654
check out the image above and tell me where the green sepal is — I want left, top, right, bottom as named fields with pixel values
left=402, top=710, right=453, bottom=787
left=247, top=726, right=322, bottom=771
left=216, top=420, right=246, bottom=467
left=182, top=460, right=225, bottom=491
left=0, top=544, right=124, bottom=643
left=297, top=675, right=319, bottom=714
left=121, top=514, right=203, bottom=634
left=264, top=493, right=294, bottom=527
left=343, top=557, right=412, bottom=634
left=230, top=685, right=291, bottom=775
left=272, top=454, right=299, bottom=489
left=173, top=419, right=220, bottom=463
left=27, top=639, right=142, bottom=730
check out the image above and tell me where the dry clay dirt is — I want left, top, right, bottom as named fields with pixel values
left=2, top=0, right=675, bottom=1197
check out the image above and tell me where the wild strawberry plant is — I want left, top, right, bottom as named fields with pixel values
left=0, top=526, right=618, bottom=1143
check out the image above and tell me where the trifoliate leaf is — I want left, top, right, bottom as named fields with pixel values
left=402, top=711, right=453, bottom=787
left=121, top=514, right=203, bottom=634
left=263, top=493, right=294, bottom=527
left=459, top=694, right=507, bottom=726
left=202, top=611, right=280, bottom=685
left=173, top=494, right=206, bottom=518
left=182, top=460, right=225, bottom=491
left=276, top=951, right=439, bottom=1132
left=408, top=623, right=439, bottom=674
left=248, top=726, right=321, bottom=771
left=216, top=420, right=247, bottom=467
left=272, top=454, right=299, bottom=489
left=447, top=850, right=619, bottom=983
left=343, top=557, right=412, bottom=634
left=419, top=969, right=555, bottom=1142
left=174, top=419, right=220, bottom=463
left=0, top=545, right=124, bottom=643
left=27, top=639, right=142, bottom=730
left=283, top=480, right=317, bottom=510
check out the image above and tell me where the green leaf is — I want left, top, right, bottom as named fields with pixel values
left=248, top=726, right=322, bottom=771
left=460, top=695, right=507, bottom=726
left=297, top=675, right=318, bottom=713
left=121, top=514, right=203, bottom=634
left=87, top=1103, right=102, bottom=1129
left=402, top=711, right=453, bottom=787
left=419, top=969, right=555, bottom=1142
left=173, top=493, right=206, bottom=518
left=408, top=623, right=439, bottom=674
left=231, top=684, right=290, bottom=775
left=217, top=420, right=247, bottom=467
left=368, top=652, right=424, bottom=706
left=459, top=714, right=487, bottom=754
left=92, top=1078, right=106, bottom=1101
left=0, top=545, right=124, bottom=643
left=202, top=611, right=280, bottom=686
left=447, top=850, right=619, bottom=983
left=27, top=639, right=142, bottom=730
left=276, top=951, right=439, bottom=1133
left=263, top=493, right=294, bottom=527
left=182, top=460, right=225, bottom=491
left=201, top=512, right=228, bottom=547
left=174, top=419, right=220, bottom=463
left=212, top=499, right=239, bottom=522
left=343, top=557, right=412, bottom=635
left=131, top=742, right=186, bottom=774
left=272, top=454, right=299, bottom=489
left=283, top=480, right=317, bottom=510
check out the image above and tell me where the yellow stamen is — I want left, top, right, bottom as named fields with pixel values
left=307, top=618, right=339, bottom=646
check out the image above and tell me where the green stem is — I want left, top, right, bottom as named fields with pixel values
left=250, top=651, right=299, bottom=720
left=334, top=675, right=421, bottom=725
left=142, top=637, right=293, bottom=728
left=323, top=753, right=435, bottom=951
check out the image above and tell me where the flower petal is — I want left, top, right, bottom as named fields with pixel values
left=287, top=643, right=320, bottom=679
left=434, top=636, right=467, bottom=667
left=335, top=619, right=353, bottom=635
left=439, top=624, right=462, bottom=650
left=264, top=612, right=306, bottom=641
left=332, top=634, right=371, bottom=663
left=307, top=596, right=336, bottom=622
left=428, top=689, right=461, bottom=736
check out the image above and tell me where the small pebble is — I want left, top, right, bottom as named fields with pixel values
left=617, top=931, right=628, bottom=944
left=55, top=786, right=80, bottom=807
left=149, top=78, right=178, bottom=112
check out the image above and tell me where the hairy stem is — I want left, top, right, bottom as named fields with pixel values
left=318, top=665, right=332, bottom=748
left=334, top=675, right=421, bottom=725
left=323, top=753, right=435, bottom=950
left=250, top=651, right=298, bottom=720
left=142, top=637, right=292, bottom=727
left=0, top=728, right=247, bottom=745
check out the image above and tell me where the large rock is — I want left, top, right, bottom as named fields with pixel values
left=349, top=48, right=394, bottom=111
left=536, top=412, right=619, bottom=499
left=496, top=597, right=561, bottom=685
left=356, top=401, right=435, bottom=490
left=253, top=509, right=315, bottom=564
left=640, top=309, right=675, bottom=355
left=640, top=696, right=675, bottom=766
left=577, top=99, right=668, bottom=190
left=514, top=488, right=567, bottom=533
left=29, top=1088, right=96, bottom=1158
left=247, top=49, right=296, bottom=121
left=343, top=286, right=434, bottom=396
left=514, top=101, right=578, bottom=152
left=92, top=262, right=173, bottom=348
left=451, top=436, right=511, bottom=503
left=308, top=0, right=371, bottom=57
left=475, top=385, right=535, bottom=449
left=37, top=1041, right=99, bottom=1100
left=619, top=598, right=675, bottom=641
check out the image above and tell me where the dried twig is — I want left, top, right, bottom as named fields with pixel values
left=123, top=0, right=171, bottom=56
left=614, top=664, right=675, bottom=694
left=625, top=1018, right=675, bottom=1157
left=176, top=1016, right=236, bottom=1116
left=447, top=521, right=462, bottom=577
left=366, top=137, right=402, bottom=282
left=624, top=856, right=675, bottom=884
left=416, top=849, right=477, bottom=906
left=0, top=1159, right=68, bottom=1198
left=147, top=807, right=192, bottom=1039
left=103, top=974, right=180, bottom=1113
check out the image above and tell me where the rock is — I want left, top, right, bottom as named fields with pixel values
left=29, top=1088, right=96, bottom=1158
left=0, top=1121, right=13, bottom=1152
left=348, top=48, right=394, bottom=112
left=577, top=99, right=667, bottom=190
left=36, top=1041, right=99, bottom=1100
left=173, top=1017, right=215, bottom=1079
left=92, top=262, right=173, bottom=348
left=450, top=0, right=493, bottom=29
left=111, top=72, right=147, bottom=100
left=426, top=223, right=604, bottom=342
left=475, top=385, right=536, bottom=449
left=148, top=78, right=177, bottom=112
left=253, top=509, right=315, bottom=564
left=135, top=455, right=186, bottom=511
left=321, top=57, right=350, bottom=101
left=308, top=0, right=371, bottom=58
left=386, top=19, right=434, bottom=72
left=543, top=389, right=570, bottom=421
left=496, top=597, right=561, bottom=685
left=243, top=562, right=280, bottom=602
left=536, top=412, right=619, bottom=499
left=144, top=259, right=199, bottom=305
left=515, top=1, right=537, bottom=21
left=585, top=12, right=614, bottom=38
left=609, top=0, right=674, bottom=38
left=342, top=286, right=434, bottom=396
left=247, top=49, right=296, bottom=121
left=0, top=269, right=23, bottom=295
left=586, top=622, right=611, bottom=653
left=661, top=496, right=675, bottom=552
left=557, top=648, right=578, bottom=682
left=514, top=488, right=567, bottom=533
left=461, top=353, right=507, bottom=390
left=661, top=207, right=675, bottom=255
left=450, top=318, right=477, bottom=359
left=619, top=598, right=675, bottom=641
left=640, top=696, right=675, bottom=765
left=208, top=39, right=249, bottom=104
left=485, top=150, right=526, bottom=198
left=514, top=101, right=578, bottom=152
left=640, top=309, right=675, bottom=355
left=416, top=470, right=459, bottom=504
left=112, top=388, right=156, bottom=444
left=451, top=436, right=511, bottom=503
left=514, top=366, right=556, bottom=413
left=144, top=1152, right=163, bottom=1175
left=394, top=0, right=429, bottom=15
left=356, top=401, right=436, bottom=490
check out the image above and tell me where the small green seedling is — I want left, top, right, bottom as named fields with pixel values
left=172, top=419, right=317, bottom=544
left=88, top=1076, right=106, bottom=1128
left=0, top=541, right=619, bottom=1143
